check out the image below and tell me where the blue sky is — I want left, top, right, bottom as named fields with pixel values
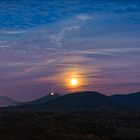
left=0, top=0, right=140, bottom=101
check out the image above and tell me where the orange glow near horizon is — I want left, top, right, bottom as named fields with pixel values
left=66, top=72, right=83, bottom=90
left=59, top=67, right=87, bottom=92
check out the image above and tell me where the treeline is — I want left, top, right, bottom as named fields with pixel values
left=0, top=109, right=140, bottom=140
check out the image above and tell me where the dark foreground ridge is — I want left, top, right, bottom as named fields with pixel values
left=0, top=109, right=140, bottom=140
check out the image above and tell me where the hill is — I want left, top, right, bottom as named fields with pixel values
left=0, top=96, right=18, bottom=107
left=24, top=92, right=60, bottom=106
left=38, top=91, right=121, bottom=111
left=110, top=91, right=140, bottom=108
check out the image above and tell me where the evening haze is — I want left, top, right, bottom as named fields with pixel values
left=0, top=0, right=140, bottom=101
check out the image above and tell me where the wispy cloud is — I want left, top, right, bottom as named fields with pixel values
left=49, top=14, right=92, bottom=46
left=77, top=15, right=92, bottom=21
left=0, top=45, right=10, bottom=48
left=0, top=30, right=26, bottom=35
left=50, top=25, right=80, bottom=46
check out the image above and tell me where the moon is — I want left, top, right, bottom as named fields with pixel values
left=70, top=78, right=78, bottom=86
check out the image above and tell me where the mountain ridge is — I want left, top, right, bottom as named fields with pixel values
left=0, top=96, right=19, bottom=107
left=110, top=91, right=140, bottom=108
left=1, top=91, right=140, bottom=110
left=38, top=91, right=122, bottom=111
left=25, top=92, right=60, bottom=105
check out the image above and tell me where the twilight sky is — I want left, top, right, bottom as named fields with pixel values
left=0, top=0, right=140, bottom=101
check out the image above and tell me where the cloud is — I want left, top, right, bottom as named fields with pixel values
left=77, top=15, right=91, bottom=21
left=0, top=45, right=10, bottom=48
left=50, top=32, right=64, bottom=46
left=64, top=49, right=118, bottom=57
left=49, top=14, right=92, bottom=46
left=0, top=41, right=12, bottom=49
left=50, top=25, right=80, bottom=46
left=0, top=30, right=26, bottom=35
left=114, top=4, right=140, bottom=13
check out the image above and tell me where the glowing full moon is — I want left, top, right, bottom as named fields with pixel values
left=70, top=78, right=78, bottom=86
